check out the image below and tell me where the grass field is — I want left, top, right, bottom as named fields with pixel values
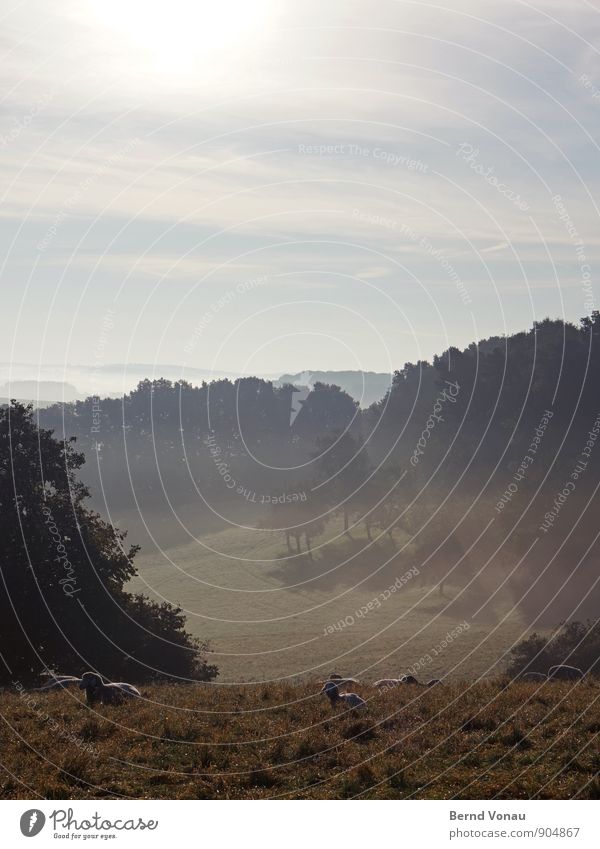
left=128, top=517, right=526, bottom=683
left=2, top=680, right=599, bottom=799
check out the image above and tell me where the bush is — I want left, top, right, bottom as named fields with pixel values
left=506, top=620, right=600, bottom=677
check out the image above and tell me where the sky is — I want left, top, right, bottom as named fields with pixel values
left=2, top=0, right=600, bottom=382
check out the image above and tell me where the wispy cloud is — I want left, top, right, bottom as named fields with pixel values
left=1, top=0, right=599, bottom=372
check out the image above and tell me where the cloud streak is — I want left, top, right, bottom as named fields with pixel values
left=1, top=0, right=600, bottom=373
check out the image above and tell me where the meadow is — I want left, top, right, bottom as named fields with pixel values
left=128, top=515, right=527, bottom=683
left=1, top=680, right=599, bottom=799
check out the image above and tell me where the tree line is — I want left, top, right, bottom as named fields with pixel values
left=37, top=314, right=600, bottom=623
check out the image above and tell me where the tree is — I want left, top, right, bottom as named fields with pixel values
left=0, top=402, right=217, bottom=685
left=312, top=431, right=371, bottom=534
left=259, top=489, right=328, bottom=559
left=358, top=466, right=412, bottom=543
left=293, top=383, right=358, bottom=441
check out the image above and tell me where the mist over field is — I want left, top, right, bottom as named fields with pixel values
left=15, top=317, right=595, bottom=685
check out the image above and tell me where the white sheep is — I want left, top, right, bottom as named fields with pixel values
left=547, top=664, right=584, bottom=681
left=374, top=675, right=425, bottom=688
left=518, top=672, right=547, bottom=682
left=374, top=678, right=404, bottom=688
left=319, top=675, right=360, bottom=688
left=79, top=672, right=141, bottom=705
left=321, top=680, right=366, bottom=710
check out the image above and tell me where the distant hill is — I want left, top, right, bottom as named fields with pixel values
left=0, top=364, right=245, bottom=404
left=0, top=364, right=393, bottom=406
left=0, top=380, right=81, bottom=405
left=275, top=370, right=392, bottom=407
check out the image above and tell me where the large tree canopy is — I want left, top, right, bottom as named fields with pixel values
left=0, top=402, right=217, bottom=685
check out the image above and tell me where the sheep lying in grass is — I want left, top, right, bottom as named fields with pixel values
left=321, top=680, right=366, bottom=711
left=320, top=676, right=360, bottom=688
left=374, top=676, right=419, bottom=687
left=79, top=672, right=141, bottom=705
left=515, top=667, right=584, bottom=683
left=518, top=672, right=548, bottom=682
left=35, top=672, right=141, bottom=704
left=374, top=678, right=405, bottom=689
left=547, top=664, right=584, bottom=681
left=374, top=675, right=443, bottom=688
left=35, top=674, right=83, bottom=692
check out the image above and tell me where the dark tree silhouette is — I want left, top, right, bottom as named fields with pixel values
left=0, top=402, right=217, bottom=685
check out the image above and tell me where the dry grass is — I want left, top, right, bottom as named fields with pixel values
left=1, top=679, right=599, bottom=799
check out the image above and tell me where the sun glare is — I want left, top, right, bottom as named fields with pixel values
left=90, top=0, right=275, bottom=74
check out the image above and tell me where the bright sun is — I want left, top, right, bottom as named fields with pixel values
left=91, top=0, right=275, bottom=74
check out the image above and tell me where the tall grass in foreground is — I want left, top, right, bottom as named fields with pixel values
left=1, top=680, right=598, bottom=799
